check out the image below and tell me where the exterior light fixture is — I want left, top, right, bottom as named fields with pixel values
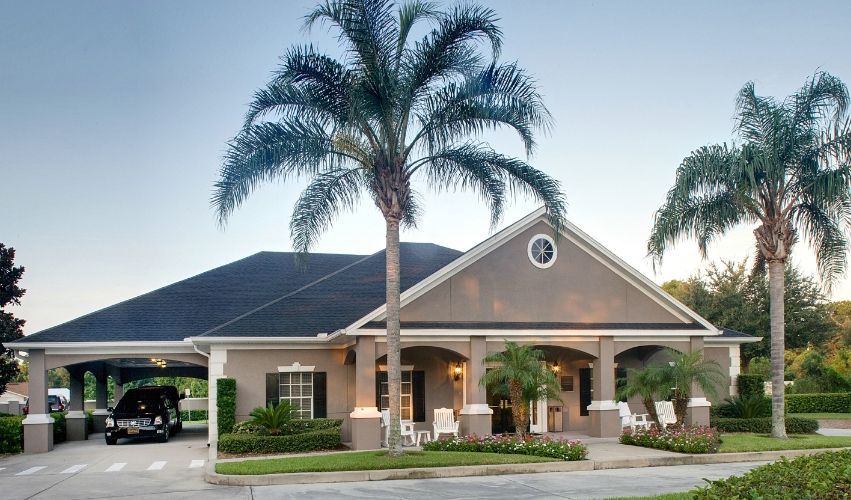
left=453, top=363, right=463, bottom=381
left=551, top=362, right=561, bottom=374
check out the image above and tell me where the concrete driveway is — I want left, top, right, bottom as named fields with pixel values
left=0, top=423, right=245, bottom=500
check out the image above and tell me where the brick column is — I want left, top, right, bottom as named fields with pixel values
left=22, top=349, right=54, bottom=453
left=350, top=336, right=381, bottom=450
left=686, top=336, right=711, bottom=426
left=588, top=336, right=620, bottom=437
left=459, top=336, right=492, bottom=436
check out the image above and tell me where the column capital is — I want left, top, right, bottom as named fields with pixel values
left=460, top=403, right=493, bottom=415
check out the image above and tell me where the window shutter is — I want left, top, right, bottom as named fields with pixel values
left=265, top=373, right=279, bottom=407
left=579, top=368, right=592, bottom=417
left=376, top=371, right=387, bottom=408
left=313, top=372, right=327, bottom=418
left=412, top=370, right=425, bottom=422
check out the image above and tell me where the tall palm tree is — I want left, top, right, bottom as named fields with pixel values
left=661, top=349, right=725, bottom=426
left=212, top=0, right=566, bottom=455
left=617, top=365, right=666, bottom=426
left=480, top=342, right=560, bottom=436
left=648, top=72, right=851, bottom=437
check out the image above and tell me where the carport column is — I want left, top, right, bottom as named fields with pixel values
left=350, top=336, right=381, bottom=450
left=588, top=336, right=620, bottom=437
left=208, top=346, right=227, bottom=448
left=92, top=365, right=109, bottom=434
left=459, top=335, right=492, bottom=436
left=686, top=336, right=711, bottom=426
left=113, top=378, right=124, bottom=403
left=66, top=369, right=87, bottom=441
left=22, top=349, right=54, bottom=453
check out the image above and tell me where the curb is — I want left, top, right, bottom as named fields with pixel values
left=204, top=447, right=850, bottom=486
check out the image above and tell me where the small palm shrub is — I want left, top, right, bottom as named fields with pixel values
left=248, top=401, right=294, bottom=436
left=717, top=395, right=771, bottom=418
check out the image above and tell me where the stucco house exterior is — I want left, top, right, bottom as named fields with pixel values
left=11, top=208, right=758, bottom=453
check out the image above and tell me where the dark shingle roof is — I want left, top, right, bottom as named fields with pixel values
left=18, top=244, right=462, bottom=343
left=718, top=327, right=755, bottom=338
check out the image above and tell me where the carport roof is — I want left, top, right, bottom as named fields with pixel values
left=15, top=243, right=461, bottom=343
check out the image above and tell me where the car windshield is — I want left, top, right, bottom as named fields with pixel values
left=48, top=396, right=59, bottom=403
left=116, top=398, right=162, bottom=413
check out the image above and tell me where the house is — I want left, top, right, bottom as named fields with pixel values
left=0, top=382, right=28, bottom=403
left=11, top=208, right=758, bottom=453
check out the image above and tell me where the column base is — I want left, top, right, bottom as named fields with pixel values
left=23, top=414, right=55, bottom=453
left=588, top=401, right=621, bottom=437
left=66, top=411, right=87, bottom=441
left=92, top=409, right=110, bottom=434
left=459, top=404, right=493, bottom=436
left=686, top=398, right=711, bottom=426
left=349, top=407, right=382, bottom=451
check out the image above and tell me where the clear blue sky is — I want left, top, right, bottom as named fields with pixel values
left=2, top=1, right=850, bottom=334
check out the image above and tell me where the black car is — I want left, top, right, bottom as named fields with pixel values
left=104, top=386, right=183, bottom=445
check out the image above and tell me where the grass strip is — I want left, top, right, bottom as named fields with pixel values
left=718, top=433, right=851, bottom=453
left=216, top=450, right=556, bottom=475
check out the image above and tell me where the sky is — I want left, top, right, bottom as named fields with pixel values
left=2, top=0, right=851, bottom=335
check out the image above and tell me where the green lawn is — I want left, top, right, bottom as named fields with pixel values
left=789, top=412, right=851, bottom=420
left=719, top=433, right=851, bottom=453
left=216, top=451, right=557, bottom=475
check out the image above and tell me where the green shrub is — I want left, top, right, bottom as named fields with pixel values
left=785, top=392, right=851, bottom=413
left=180, top=410, right=208, bottom=421
left=423, top=434, right=587, bottom=461
left=50, top=412, right=66, bottom=443
left=218, top=427, right=341, bottom=454
left=217, top=378, right=236, bottom=437
left=736, top=374, right=765, bottom=398
left=716, top=395, right=770, bottom=418
left=693, top=449, right=851, bottom=498
left=85, top=410, right=93, bottom=435
left=620, top=426, right=719, bottom=454
left=714, top=416, right=819, bottom=434
left=0, top=416, right=24, bottom=454
left=231, top=418, right=343, bottom=436
left=249, top=402, right=294, bottom=435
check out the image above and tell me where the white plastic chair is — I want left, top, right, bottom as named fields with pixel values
left=654, top=401, right=677, bottom=427
left=381, top=409, right=416, bottom=446
left=617, top=401, right=650, bottom=431
left=433, top=407, right=460, bottom=439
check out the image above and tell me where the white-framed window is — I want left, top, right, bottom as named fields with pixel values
left=279, top=372, right=313, bottom=419
left=378, top=371, right=413, bottom=421
left=528, top=234, right=557, bottom=268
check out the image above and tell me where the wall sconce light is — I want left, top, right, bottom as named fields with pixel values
left=551, top=362, right=561, bottom=374
left=453, top=363, right=463, bottom=381
left=151, top=358, right=167, bottom=368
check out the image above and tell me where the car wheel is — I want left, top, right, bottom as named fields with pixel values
left=159, top=425, right=169, bottom=443
left=105, top=435, right=117, bottom=445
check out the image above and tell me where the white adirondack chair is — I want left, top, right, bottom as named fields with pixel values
left=433, top=408, right=460, bottom=439
left=381, top=409, right=416, bottom=446
left=654, top=401, right=677, bottom=427
left=617, top=401, right=650, bottom=431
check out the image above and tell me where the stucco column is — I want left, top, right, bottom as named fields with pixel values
left=66, top=369, right=87, bottom=441
left=350, top=336, right=381, bottom=450
left=686, top=336, right=711, bottom=426
left=208, top=346, right=227, bottom=450
left=91, top=365, right=109, bottom=434
left=459, top=336, right=492, bottom=436
left=588, top=336, right=620, bottom=437
left=113, top=378, right=124, bottom=404
left=23, top=349, right=54, bottom=453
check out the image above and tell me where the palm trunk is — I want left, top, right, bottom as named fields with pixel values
left=768, top=260, right=787, bottom=439
left=673, top=390, right=688, bottom=426
left=642, top=397, right=660, bottom=427
left=385, top=217, right=404, bottom=456
left=509, top=381, right=527, bottom=437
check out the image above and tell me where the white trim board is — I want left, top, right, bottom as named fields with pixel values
left=358, top=328, right=709, bottom=337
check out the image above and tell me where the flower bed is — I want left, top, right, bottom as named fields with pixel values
left=620, top=425, right=719, bottom=454
left=422, top=434, right=587, bottom=461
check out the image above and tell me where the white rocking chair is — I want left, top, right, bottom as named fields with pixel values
left=654, top=401, right=677, bottom=427
left=433, top=407, right=460, bottom=439
left=381, top=409, right=416, bottom=446
left=617, top=401, right=651, bottom=431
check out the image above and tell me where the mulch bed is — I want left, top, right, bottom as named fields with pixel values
left=818, top=419, right=851, bottom=429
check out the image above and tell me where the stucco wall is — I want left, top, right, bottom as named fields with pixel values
left=401, top=221, right=685, bottom=324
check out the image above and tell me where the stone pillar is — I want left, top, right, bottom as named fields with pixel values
left=91, top=365, right=109, bottom=434
left=350, top=336, right=381, bottom=450
left=23, top=349, right=54, bottom=453
left=686, top=336, right=711, bottom=426
left=588, top=336, right=620, bottom=437
left=66, top=369, right=87, bottom=441
left=459, top=336, right=492, bottom=436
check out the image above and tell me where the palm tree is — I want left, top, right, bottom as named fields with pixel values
left=212, top=1, right=566, bottom=455
left=617, top=365, right=666, bottom=426
left=648, top=72, right=851, bottom=438
left=661, top=349, right=725, bottom=426
left=480, top=342, right=560, bottom=436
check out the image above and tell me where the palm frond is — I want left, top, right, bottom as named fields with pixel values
left=792, top=201, right=850, bottom=291
left=396, top=1, right=439, bottom=63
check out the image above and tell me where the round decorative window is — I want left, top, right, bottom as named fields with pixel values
left=528, top=234, right=557, bottom=268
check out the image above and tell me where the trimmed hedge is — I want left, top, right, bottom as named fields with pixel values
left=736, top=374, right=765, bottom=398
left=232, top=418, right=342, bottom=436
left=51, top=412, right=66, bottom=443
left=785, top=392, right=851, bottom=413
left=217, top=378, right=236, bottom=437
left=0, top=416, right=24, bottom=454
left=715, top=417, right=819, bottom=434
left=180, top=410, right=208, bottom=421
left=693, top=449, right=851, bottom=498
left=218, top=427, right=341, bottom=454
left=423, top=434, right=588, bottom=461
left=85, top=410, right=93, bottom=435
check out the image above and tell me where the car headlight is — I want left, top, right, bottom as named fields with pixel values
left=105, top=418, right=114, bottom=427
left=154, top=416, right=163, bottom=425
